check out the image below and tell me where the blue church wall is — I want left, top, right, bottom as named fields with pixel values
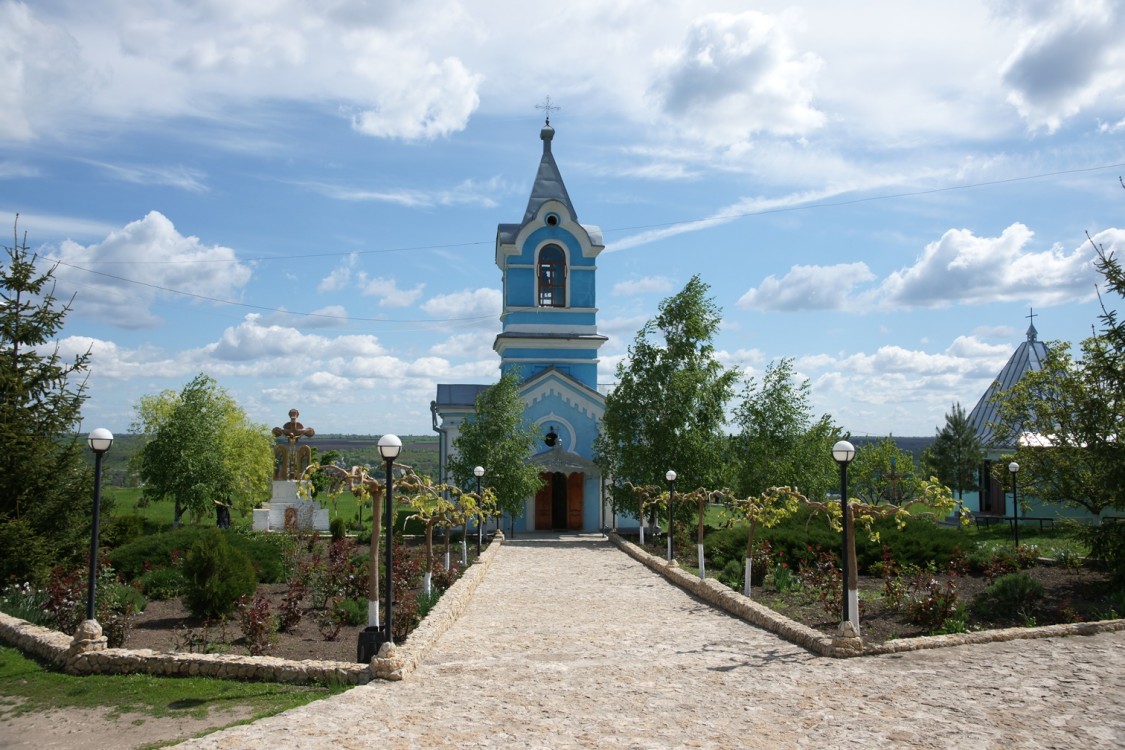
left=501, top=361, right=597, bottom=390
left=958, top=489, right=1125, bottom=522
left=503, top=310, right=597, bottom=327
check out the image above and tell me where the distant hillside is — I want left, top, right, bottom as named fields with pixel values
left=86, top=433, right=440, bottom=487
left=850, top=436, right=934, bottom=464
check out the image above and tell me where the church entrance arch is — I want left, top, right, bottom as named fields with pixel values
left=535, top=471, right=584, bottom=530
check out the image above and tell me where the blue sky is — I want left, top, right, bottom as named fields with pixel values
left=3, top=0, right=1124, bottom=439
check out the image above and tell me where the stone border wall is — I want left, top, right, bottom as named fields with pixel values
left=0, top=532, right=504, bottom=685
left=608, top=532, right=1125, bottom=658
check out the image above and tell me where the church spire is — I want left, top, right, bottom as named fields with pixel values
left=523, top=103, right=576, bottom=223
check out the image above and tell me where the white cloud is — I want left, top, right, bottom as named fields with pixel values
left=193, top=315, right=384, bottom=366
left=360, top=275, right=424, bottom=308
left=46, top=211, right=252, bottom=327
left=650, top=11, right=825, bottom=146
left=876, top=223, right=1103, bottom=309
left=0, top=1, right=93, bottom=141
left=738, top=224, right=1120, bottom=313
left=84, top=159, right=208, bottom=192
left=318, top=254, right=357, bottom=293
left=429, top=331, right=495, bottom=359
left=612, top=276, right=675, bottom=296
left=421, top=288, right=501, bottom=321
left=349, top=54, right=482, bottom=141
left=738, top=263, right=875, bottom=311
left=997, top=0, right=1125, bottom=132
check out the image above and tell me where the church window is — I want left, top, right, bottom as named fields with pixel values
left=537, top=245, right=566, bottom=307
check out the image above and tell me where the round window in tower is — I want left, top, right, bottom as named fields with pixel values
left=545, top=213, right=559, bottom=226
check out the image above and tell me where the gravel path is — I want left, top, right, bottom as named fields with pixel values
left=177, top=533, right=1125, bottom=749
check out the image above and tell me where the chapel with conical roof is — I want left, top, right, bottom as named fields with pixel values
left=966, top=315, right=1048, bottom=514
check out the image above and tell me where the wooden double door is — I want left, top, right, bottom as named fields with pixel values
left=535, top=471, right=584, bottom=530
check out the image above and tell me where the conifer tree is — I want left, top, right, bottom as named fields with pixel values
left=922, top=402, right=983, bottom=507
left=0, top=217, right=94, bottom=583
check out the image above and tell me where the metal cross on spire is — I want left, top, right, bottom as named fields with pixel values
left=1026, top=307, right=1038, bottom=341
left=536, top=96, right=560, bottom=125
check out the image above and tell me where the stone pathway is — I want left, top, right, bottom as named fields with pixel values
left=177, top=534, right=1125, bottom=749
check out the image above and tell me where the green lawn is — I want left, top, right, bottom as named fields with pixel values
left=108, top=487, right=379, bottom=532
left=0, top=645, right=346, bottom=736
left=965, top=521, right=1089, bottom=558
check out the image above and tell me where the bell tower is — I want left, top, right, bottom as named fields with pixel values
left=493, top=123, right=607, bottom=390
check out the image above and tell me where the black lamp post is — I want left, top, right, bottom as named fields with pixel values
left=86, top=428, right=114, bottom=623
left=358, top=433, right=401, bottom=662
left=665, top=470, right=677, bottom=562
left=1009, top=461, right=1020, bottom=549
left=474, top=465, right=485, bottom=556
left=832, top=440, right=857, bottom=629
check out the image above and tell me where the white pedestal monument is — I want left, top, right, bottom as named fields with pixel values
left=253, top=408, right=330, bottom=533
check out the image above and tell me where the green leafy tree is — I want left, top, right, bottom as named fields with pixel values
left=922, top=402, right=983, bottom=508
left=0, top=217, right=96, bottom=583
left=850, top=437, right=926, bottom=506
left=596, top=275, right=739, bottom=518
left=733, top=358, right=841, bottom=502
left=447, top=371, right=542, bottom=527
left=995, top=338, right=1120, bottom=518
left=132, top=374, right=273, bottom=526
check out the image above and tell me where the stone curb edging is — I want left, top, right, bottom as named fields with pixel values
left=607, top=532, right=1125, bottom=658
left=0, top=531, right=505, bottom=685
left=370, top=530, right=504, bottom=680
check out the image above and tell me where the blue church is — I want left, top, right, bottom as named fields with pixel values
left=431, top=122, right=608, bottom=531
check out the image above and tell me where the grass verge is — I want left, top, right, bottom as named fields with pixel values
left=0, top=645, right=348, bottom=727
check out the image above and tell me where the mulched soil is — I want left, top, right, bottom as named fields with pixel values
left=750, top=564, right=1116, bottom=644
left=120, top=537, right=1119, bottom=660
left=123, top=536, right=485, bottom=664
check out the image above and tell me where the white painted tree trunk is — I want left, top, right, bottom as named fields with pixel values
left=639, top=524, right=645, bottom=546
left=460, top=539, right=468, bottom=567
left=666, top=534, right=673, bottom=561
left=444, top=550, right=451, bottom=570
left=848, top=588, right=860, bottom=632
left=423, top=571, right=433, bottom=597
left=368, top=599, right=380, bottom=628
left=743, top=558, right=752, bottom=598
left=697, top=543, right=705, bottom=579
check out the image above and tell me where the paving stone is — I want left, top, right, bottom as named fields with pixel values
left=175, top=533, right=1125, bottom=749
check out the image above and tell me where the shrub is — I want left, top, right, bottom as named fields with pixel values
left=182, top=529, right=258, bottom=619
left=102, top=514, right=147, bottom=549
left=44, top=566, right=86, bottom=635
left=855, top=519, right=967, bottom=573
left=330, top=516, right=346, bottom=541
left=110, top=527, right=284, bottom=583
left=137, top=566, right=186, bottom=600
left=973, top=571, right=1045, bottom=622
left=416, top=589, right=441, bottom=620
left=0, top=582, right=48, bottom=624
left=903, top=576, right=960, bottom=631
left=764, top=562, right=800, bottom=593
left=1083, top=522, right=1125, bottom=584
left=335, top=597, right=366, bottom=627
left=237, top=593, right=278, bottom=655
left=718, top=559, right=743, bottom=590
left=278, top=579, right=308, bottom=633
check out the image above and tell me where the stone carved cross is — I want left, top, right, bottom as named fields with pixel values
left=271, top=408, right=316, bottom=480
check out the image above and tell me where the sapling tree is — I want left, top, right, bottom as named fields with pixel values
left=802, top=478, right=962, bottom=632
left=315, top=463, right=385, bottom=628
left=398, top=470, right=457, bottom=596
left=723, top=486, right=803, bottom=597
